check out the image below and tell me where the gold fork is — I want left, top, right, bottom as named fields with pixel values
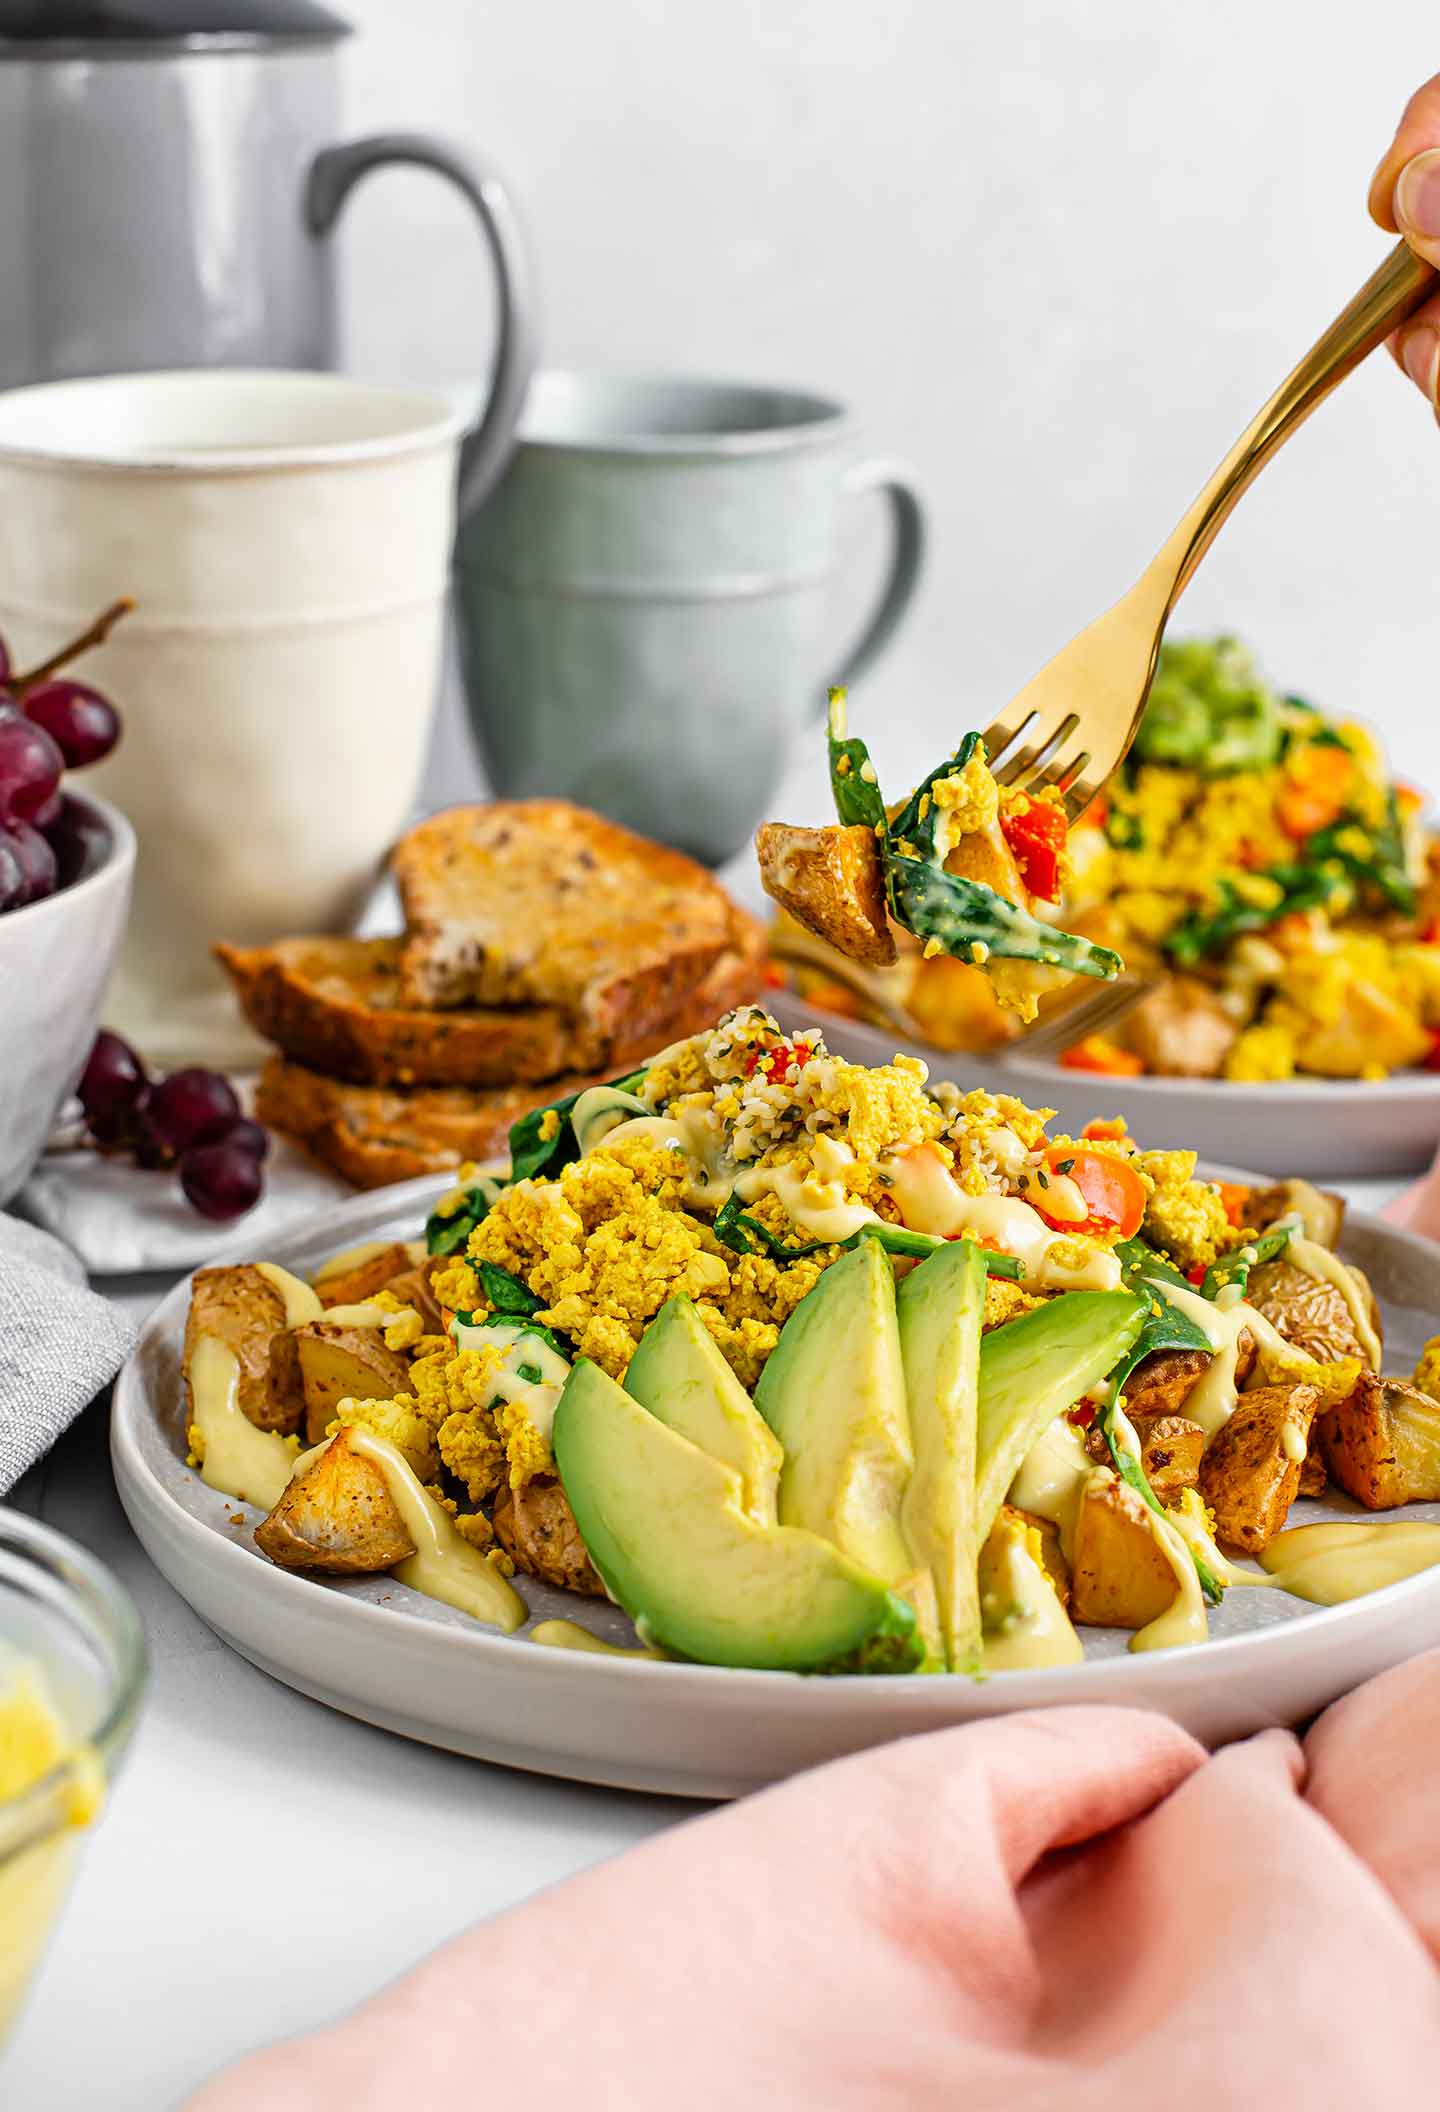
left=982, top=241, right=1437, bottom=821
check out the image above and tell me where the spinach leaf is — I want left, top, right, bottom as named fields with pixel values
left=477, top=1261, right=542, bottom=1318
left=1108, top=1238, right=1212, bottom=1401
left=508, top=1068, right=648, bottom=1184
left=826, top=688, right=888, bottom=833
left=464, top=1312, right=572, bottom=1359
left=887, top=856, right=1122, bottom=983
left=885, top=732, right=981, bottom=862
left=425, top=1175, right=504, bottom=1257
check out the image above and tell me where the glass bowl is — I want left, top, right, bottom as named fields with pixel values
left=0, top=1507, right=147, bottom=2042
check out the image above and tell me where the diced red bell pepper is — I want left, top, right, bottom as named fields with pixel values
left=1000, top=797, right=1068, bottom=901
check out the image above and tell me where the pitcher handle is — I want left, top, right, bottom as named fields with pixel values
left=306, top=133, right=537, bottom=519
left=825, top=455, right=926, bottom=703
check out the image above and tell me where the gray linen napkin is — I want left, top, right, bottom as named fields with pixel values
left=0, top=1211, right=134, bottom=1494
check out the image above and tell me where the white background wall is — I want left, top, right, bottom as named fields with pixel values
left=333, top=0, right=1440, bottom=863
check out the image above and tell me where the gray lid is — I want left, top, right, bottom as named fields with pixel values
left=0, top=2, right=351, bottom=52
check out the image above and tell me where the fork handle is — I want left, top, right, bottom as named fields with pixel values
left=1147, top=241, right=1436, bottom=616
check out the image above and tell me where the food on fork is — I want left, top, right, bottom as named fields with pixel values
left=758, top=690, right=1121, bottom=1022
left=178, top=1007, right=1440, bottom=1674
left=777, top=642, right=1440, bottom=1084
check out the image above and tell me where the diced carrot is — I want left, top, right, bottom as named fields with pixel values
left=1278, top=744, right=1353, bottom=841
left=1082, top=1117, right=1129, bottom=1141
left=1060, top=1037, right=1144, bottom=1077
left=1215, top=1180, right=1250, bottom=1228
left=1041, top=1146, right=1149, bottom=1239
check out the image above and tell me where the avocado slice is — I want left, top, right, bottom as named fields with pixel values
left=553, top=1359, right=923, bottom=1673
left=974, top=1290, right=1145, bottom=1546
left=753, top=1239, right=913, bottom=1587
left=897, top=1240, right=987, bottom=1674
left=625, top=1296, right=783, bottom=1525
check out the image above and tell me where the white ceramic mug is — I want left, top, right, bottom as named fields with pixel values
left=0, top=369, right=467, bottom=1067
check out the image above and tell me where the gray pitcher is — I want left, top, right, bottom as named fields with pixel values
left=0, top=1, right=534, bottom=513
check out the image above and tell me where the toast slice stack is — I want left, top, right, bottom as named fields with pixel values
left=221, top=800, right=764, bottom=1188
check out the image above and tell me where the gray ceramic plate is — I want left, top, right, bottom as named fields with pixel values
left=112, top=1173, right=1440, bottom=1799
left=769, top=999, right=1440, bottom=1180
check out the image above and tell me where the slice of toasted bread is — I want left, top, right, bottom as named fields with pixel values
left=255, top=1059, right=608, bottom=1190
left=217, top=919, right=765, bottom=1089
left=394, top=801, right=738, bottom=1021
left=755, top=821, right=897, bottom=967
left=216, top=936, right=583, bottom=1086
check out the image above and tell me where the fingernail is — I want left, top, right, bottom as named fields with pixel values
left=1395, top=149, right=1440, bottom=241
left=1402, top=324, right=1440, bottom=401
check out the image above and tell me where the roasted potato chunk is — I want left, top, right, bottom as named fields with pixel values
left=380, top=1258, right=448, bottom=1339
left=314, top=1242, right=415, bottom=1309
left=1197, top=1383, right=1318, bottom=1554
left=1068, top=1475, right=1180, bottom=1630
left=255, top=1430, right=415, bottom=1573
left=1122, top=976, right=1237, bottom=1079
left=494, top=1476, right=602, bottom=1597
left=1319, top=1373, right=1440, bottom=1510
left=756, top=821, right=897, bottom=967
left=294, top=1323, right=415, bottom=1444
left=1085, top=1412, right=1205, bottom=1501
left=1246, top=1259, right=1377, bottom=1367
left=183, top=1264, right=304, bottom=1437
left=1246, top=1179, right=1344, bottom=1250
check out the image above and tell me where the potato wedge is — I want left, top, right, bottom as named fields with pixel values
left=314, top=1242, right=415, bottom=1309
left=255, top=1430, right=415, bottom=1573
left=1085, top=1412, right=1205, bottom=1501
left=494, top=1475, right=603, bottom=1597
left=756, top=821, right=897, bottom=967
left=1246, top=1259, right=1375, bottom=1367
left=1068, top=1475, right=1180, bottom=1630
left=1122, top=976, right=1237, bottom=1079
left=1319, top=1373, right=1440, bottom=1510
left=1246, top=1179, right=1344, bottom=1249
left=379, top=1258, right=448, bottom=1339
left=294, top=1323, right=415, bottom=1444
left=183, top=1264, right=305, bottom=1437
left=1197, top=1382, right=1318, bottom=1554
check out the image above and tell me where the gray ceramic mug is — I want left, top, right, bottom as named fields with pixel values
left=452, top=373, right=925, bottom=864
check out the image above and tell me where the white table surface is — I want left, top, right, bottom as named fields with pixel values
left=2, top=1175, right=1407, bottom=2108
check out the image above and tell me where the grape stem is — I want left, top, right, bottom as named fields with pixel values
left=11, top=598, right=135, bottom=697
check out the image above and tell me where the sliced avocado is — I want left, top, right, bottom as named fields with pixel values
left=897, top=1240, right=986, bottom=1673
left=553, top=1359, right=922, bottom=1673
left=753, top=1239, right=913, bottom=1587
left=625, top=1296, right=783, bottom=1525
left=974, top=1290, right=1144, bottom=1545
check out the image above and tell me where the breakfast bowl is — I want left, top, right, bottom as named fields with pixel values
left=0, top=790, right=135, bottom=1204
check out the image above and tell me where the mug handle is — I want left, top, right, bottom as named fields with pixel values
left=824, top=455, right=927, bottom=703
left=306, top=134, right=537, bottom=519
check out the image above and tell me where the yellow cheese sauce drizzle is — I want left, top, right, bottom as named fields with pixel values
left=188, top=1334, right=299, bottom=1512
left=1259, top=1520, right=1440, bottom=1604
left=529, top=1620, right=660, bottom=1659
left=978, top=1527, right=1083, bottom=1670
left=0, top=1661, right=104, bottom=2040
left=253, top=1262, right=323, bottom=1330
left=333, top=1427, right=527, bottom=1634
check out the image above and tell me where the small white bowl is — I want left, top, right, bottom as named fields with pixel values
left=0, top=793, right=135, bottom=1205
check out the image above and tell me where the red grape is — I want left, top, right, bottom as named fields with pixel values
left=78, top=1030, right=147, bottom=1127
left=147, top=1067, right=240, bottom=1155
left=0, top=709, right=63, bottom=824
left=180, top=1140, right=263, bottom=1221
left=212, top=1116, right=269, bottom=1161
left=47, top=794, right=109, bottom=887
left=0, top=834, right=22, bottom=913
left=23, top=679, right=121, bottom=770
left=3, top=821, right=57, bottom=906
